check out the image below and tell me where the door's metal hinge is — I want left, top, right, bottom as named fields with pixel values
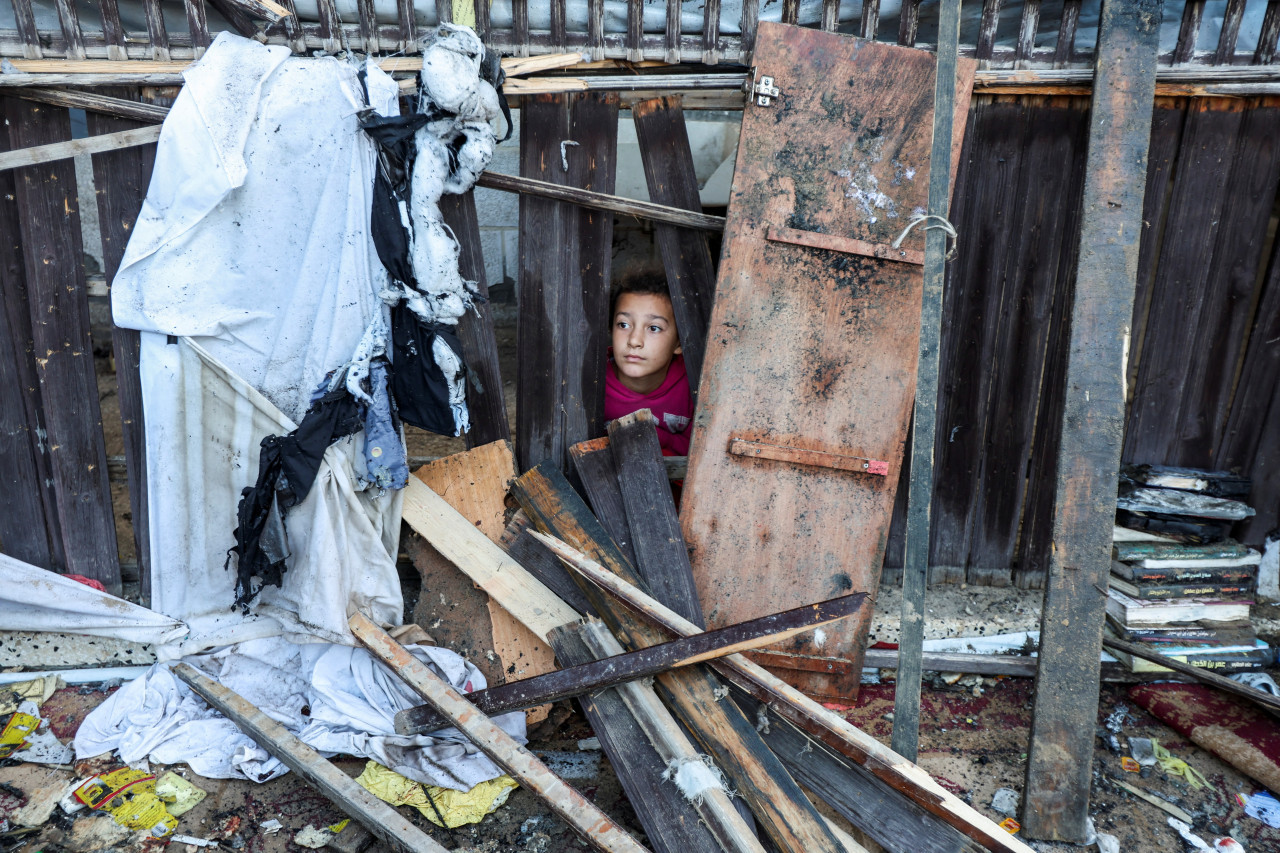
left=745, top=68, right=781, bottom=106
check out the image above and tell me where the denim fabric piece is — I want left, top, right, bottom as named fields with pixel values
left=361, top=360, right=408, bottom=491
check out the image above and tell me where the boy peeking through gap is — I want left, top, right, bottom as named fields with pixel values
left=604, top=269, right=694, bottom=455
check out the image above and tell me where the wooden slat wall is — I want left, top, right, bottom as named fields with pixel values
left=885, top=94, right=1280, bottom=587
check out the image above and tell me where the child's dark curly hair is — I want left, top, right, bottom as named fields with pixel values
left=610, top=266, right=672, bottom=317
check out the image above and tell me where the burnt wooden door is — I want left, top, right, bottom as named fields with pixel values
left=681, top=22, right=974, bottom=700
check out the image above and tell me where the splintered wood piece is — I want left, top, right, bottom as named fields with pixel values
left=172, top=664, right=449, bottom=853
left=511, top=463, right=850, bottom=853
left=569, top=438, right=639, bottom=566
left=528, top=531, right=1034, bottom=853
left=348, top=614, right=652, bottom=853
left=678, top=22, right=975, bottom=700
left=548, top=619, right=748, bottom=853
left=412, top=441, right=556, bottom=693
left=570, top=619, right=767, bottom=853
left=394, top=592, right=865, bottom=735
left=608, top=411, right=704, bottom=626
left=765, top=225, right=925, bottom=266
left=728, top=436, right=889, bottom=476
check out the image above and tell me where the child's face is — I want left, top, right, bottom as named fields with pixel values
left=612, top=292, right=682, bottom=394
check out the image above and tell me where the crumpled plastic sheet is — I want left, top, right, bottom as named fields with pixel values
left=74, top=637, right=525, bottom=791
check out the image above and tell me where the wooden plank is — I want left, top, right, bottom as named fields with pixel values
left=703, top=0, right=721, bottom=64
left=740, top=0, right=760, bottom=55
left=474, top=0, right=490, bottom=41
left=477, top=170, right=725, bottom=231
left=86, top=87, right=170, bottom=607
left=511, top=464, right=850, bottom=853
left=766, top=225, right=925, bottom=265
left=1103, top=637, right=1280, bottom=714
left=356, top=0, right=379, bottom=55
left=550, top=0, right=566, bottom=50
left=898, top=0, right=921, bottom=45
left=412, top=442, right=557, bottom=696
left=781, top=0, right=800, bottom=24
left=52, top=0, right=87, bottom=61
left=1053, top=0, right=1080, bottom=67
left=273, top=0, right=307, bottom=53
left=1014, top=0, right=1040, bottom=65
left=664, top=0, right=681, bottom=62
left=630, top=95, right=715, bottom=395
left=1214, top=0, right=1246, bottom=63
left=1022, top=0, right=1162, bottom=839
left=512, top=0, right=529, bottom=57
left=172, top=664, right=451, bottom=853
left=1254, top=0, right=1280, bottom=64
left=728, top=437, right=888, bottom=475
left=11, top=0, right=43, bottom=59
left=502, top=511, right=602, bottom=617
left=0, top=122, right=57, bottom=569
left=401, top=477, right=580, bottom=640
left=140, top=0, right=171, bottom=61
left=15, top=88, right=169, bottom=123
left=1124, top=101, right=1245, bottom=467
left=822, top=0, right=842, bottom=32
left=183, top=0, right=212, bottom=54
left=396, top=593, right=864, bottom=734
left=569, top=438, right=639, bottom=567
left=207, top=0, right=266, bottom=36
left=437, top=192, right=510, bottom=448
left=680, top=23, right=975, bottom=701
left=1174, top=0, right=1205, bottom=65
left=975, top=0, right=1003, bottom=60
left=349, top=614, right=652, bottom=853
left=5, top=97, right=120, bottom=592
left=1217, top=201, right=1280, bottom=546
left=549, top=621, right=751, bottom=853
left=860, top=0, right=880, bottom=40
left=964, top=99, right=1091, bottom=586
left=515, top=93, right=618, bottom=476
left=626, top=0, right=642, bottom=61
left=892, top=0, right=964, bottom=761
left=1165, top=103, right=1280, bottom=466
left=98, top=0, right=127, bottom=60
left=315, top=0, right=342, bottom=54
left=530, top=531, right=1035, bottom=853
left=609, top=410, right=704, bottom=627
left=0, top=125, right=163, bottom=172
left=587, top=0, right=605, bottom=59
left=733, top=690, right=987, bottom=853
left=394, top=0, right=416, bottom=53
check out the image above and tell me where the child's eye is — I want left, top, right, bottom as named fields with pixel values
left=648, top=325, right=664, bottom=333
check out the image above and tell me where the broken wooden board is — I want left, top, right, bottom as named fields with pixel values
left=680, top=23, right=975, bottom=700
left=394, top=593, right=864, bottom=735
left=349, top=614, right=652, bottom=853
left=410, top=441, right=556, bottom=723
left=172, top=664, right=449, bottom=853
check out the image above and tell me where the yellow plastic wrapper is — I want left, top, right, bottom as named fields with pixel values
left=354, top=761, right=518, bottom=828
left=0, top=713, right=40, bottom=759
left=0, top=677, right=62, bottom=715
left=74, top=768, right=178, bottom=837
left=155, top=771, right=207, bottom=816
left=1152, top=739, right=1210, bottom=790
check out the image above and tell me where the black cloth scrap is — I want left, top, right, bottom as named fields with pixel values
left=390, top=303, right=466, bottom=437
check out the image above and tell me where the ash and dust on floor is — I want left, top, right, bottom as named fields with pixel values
left=5, top=584, right=1280, bottom=853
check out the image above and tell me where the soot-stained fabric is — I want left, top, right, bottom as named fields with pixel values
left=228, top=383, right=362, bottom=608
left=390, top=304, right=467, bottom=437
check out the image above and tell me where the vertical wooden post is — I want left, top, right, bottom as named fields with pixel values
left=0, top=122, right=60, bottom=570
left=891, top=0, right=962, bottom=762
left=4, top=97, right=120, bottom=593
left=631, top=96, right=715, bottom=395
left=515, top=93, right=618, bottom=476
left=87, top=88, right=173, bottom=606
left=439, top=191, right=510, bottom=448
left=1022, top=0, right=1162, bottom=841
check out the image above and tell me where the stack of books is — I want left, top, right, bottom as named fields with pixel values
left=1107, top=465, right=1270, bottom=674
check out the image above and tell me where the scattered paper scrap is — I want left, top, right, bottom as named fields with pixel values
left=156, top=772, right=207, bottom=817
left=1121, top=757, right=1141, bottom=773
left=73, top=768, right=177, bottom=837
left=1242, top=790, right=1280, bottom=828
left=0, top=713, right=39, bottom=759
left=998, top=817, right=1020, bottom=834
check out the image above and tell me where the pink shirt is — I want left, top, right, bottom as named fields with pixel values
left=604, top=352, right=693, bottom=455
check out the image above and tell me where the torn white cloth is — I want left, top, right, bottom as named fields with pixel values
left=139, top=338, right=402, bottom=657
left=0, top=553, right=187, bottom=646
left=109, top=33, right=403, bottom=652
left=75, top=637, right=526, bottom=791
